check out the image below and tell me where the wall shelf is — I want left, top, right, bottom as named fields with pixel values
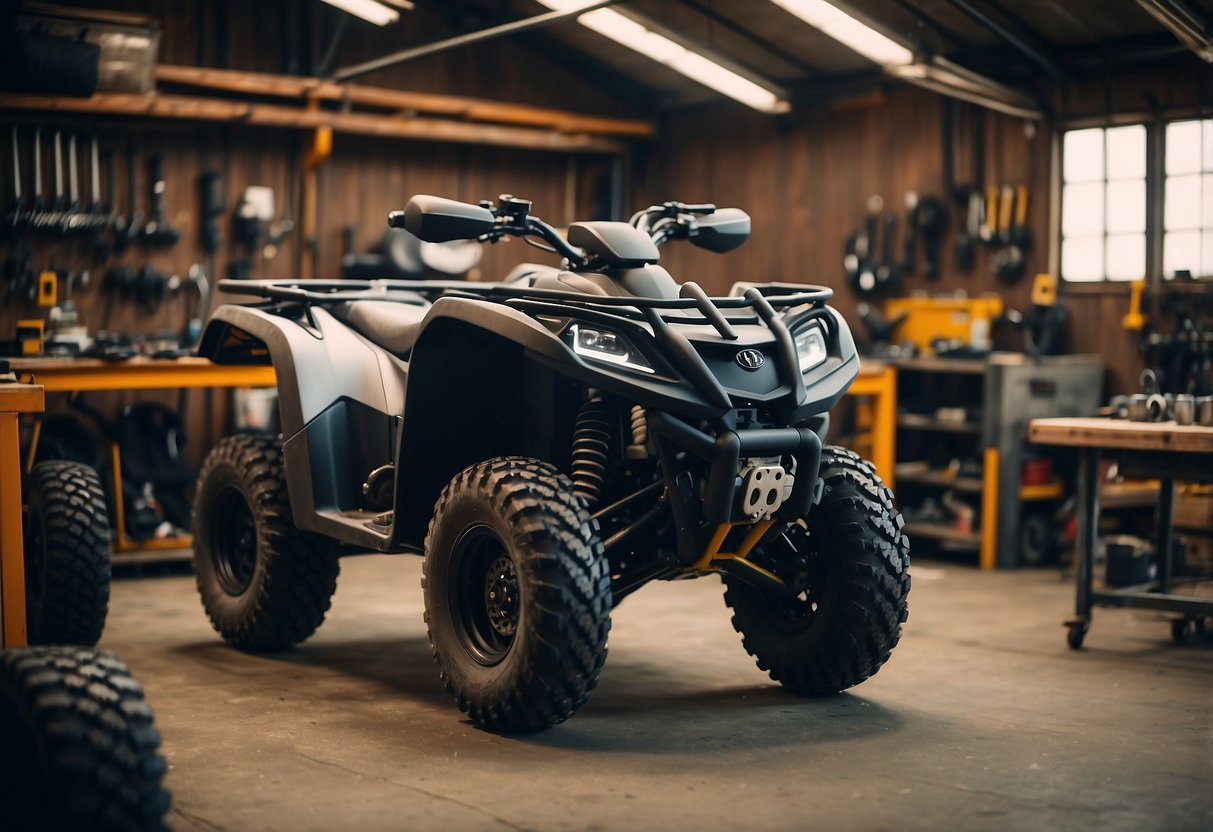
left=896, top=413, right=982, bottom=434
left=0, top=62, right=657, bottom=154
left=903, top=521, right=982, bottom=549
left=894, top=464, right=983, bottom=493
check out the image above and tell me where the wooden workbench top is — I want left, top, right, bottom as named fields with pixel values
left=0, top=382, right=45, bottom=414
left=1030, top=417, right=1213, bottom=454
left=6, top=356, right=275, bottom=392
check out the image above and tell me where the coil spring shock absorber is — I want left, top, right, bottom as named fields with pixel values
left=627, top=405, right=650, bottom=458
left=571, top=395, right=612, bottom=508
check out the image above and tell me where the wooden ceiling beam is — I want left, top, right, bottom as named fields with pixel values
left=0, top=92, right=632, bottom=154
left=153, top=64, right=655, bottom=138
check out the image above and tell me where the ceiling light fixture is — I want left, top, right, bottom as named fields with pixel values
left=767, top=0, right=914, bottom=65
left=889, top=59, right=1043, bottom=120
left=767, top=0, right=1042, bottom=119
left=1135, top=0, right=1213, bottom=61
left=535, top=1, right=789, bottom=114
left=320, top=0, right=401, bottom=27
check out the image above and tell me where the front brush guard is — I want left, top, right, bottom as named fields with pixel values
left=647, top=410, right=822, bottom=568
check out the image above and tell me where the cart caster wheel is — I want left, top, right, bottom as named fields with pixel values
left=1066, top=623, right=1087, bottom=650
left=1170, top=618, right=1194, bottom=645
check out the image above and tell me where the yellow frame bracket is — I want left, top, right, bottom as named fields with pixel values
left=692, top=518, right=781, bottom=584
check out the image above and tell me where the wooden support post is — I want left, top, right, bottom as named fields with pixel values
left=301, top=102, right=332, bottom=280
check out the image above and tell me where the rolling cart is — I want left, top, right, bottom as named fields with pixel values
left=1029, top=417, right=1213, bottom=647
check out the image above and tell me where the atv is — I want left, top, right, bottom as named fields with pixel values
left=194, top=194, right=910, bottom=732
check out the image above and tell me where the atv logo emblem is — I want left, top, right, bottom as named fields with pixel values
left=735, top=349, right=765, bottom=370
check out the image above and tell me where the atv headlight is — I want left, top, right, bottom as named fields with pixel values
left=792, top=323, right=829, bottom=373
left=568, top=323, right=654, bottom=374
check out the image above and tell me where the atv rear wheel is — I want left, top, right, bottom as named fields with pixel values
left=724, top=446, right=910, bottom=694
left=193, top=433, right=340, bottom=652
left=0, top=646, right=170, bottom=831
left=423, top=457, right=611, bottom=732
left=24, top=460, right=110, bottom=646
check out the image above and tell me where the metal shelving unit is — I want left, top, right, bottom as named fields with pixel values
left=893, top=353, right=1103, bottom=568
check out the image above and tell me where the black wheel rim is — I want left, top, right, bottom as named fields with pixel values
left=765, top=525, right=828, bottom=632
left=211, top=486, right=258, bottom=596
left=449, top=525, right=519, bottom=666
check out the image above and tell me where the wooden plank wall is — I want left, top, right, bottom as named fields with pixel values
left=1, top=1, right=631, bottom=465
left=4, top=1, right=1211, bottom=476
left=635, top=56, right=1212, bottom=397
left=633, top=87, right=1117, bottom=387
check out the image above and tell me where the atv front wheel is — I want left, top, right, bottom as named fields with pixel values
left=0, top=646, right=170, bottom=831
left=24, top=460, right=110, bottom=646
left=193, top=433, right=340, bottom=651
left=423, top=457, right=611, bottom=732
left=724, top=446, right=910, bottom=694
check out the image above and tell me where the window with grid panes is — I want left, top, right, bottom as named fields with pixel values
left=1163, top=118, right=1213, bottom=278
left=1060, top=124, right=1147, bottom=281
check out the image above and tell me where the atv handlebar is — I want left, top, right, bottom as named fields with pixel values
left=631, top=201, right=751, bottom=253
left=629, top=201, right=716, bottom=243
left=394, top=194, right=589, bottom=269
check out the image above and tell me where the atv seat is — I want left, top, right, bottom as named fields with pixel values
left=331, top=298, right=430, bottom=358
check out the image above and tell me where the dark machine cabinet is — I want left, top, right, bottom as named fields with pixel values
left=894, top=354, right=1103, bottom=568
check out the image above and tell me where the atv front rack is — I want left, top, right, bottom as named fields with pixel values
left=219, top=278, right=839, bottom=414
left=221, top=277, right=835, bottom=410
left=218, top=278, right=831, bottom=325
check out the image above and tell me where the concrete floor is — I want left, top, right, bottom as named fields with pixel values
left=101, top=556, right=1212, bottom=832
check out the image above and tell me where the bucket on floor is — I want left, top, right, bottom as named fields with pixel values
left=1105, top=535, right=1152, bottom=587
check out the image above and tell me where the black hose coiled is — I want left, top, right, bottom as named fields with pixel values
left=571, top=397, right=612, bottom=508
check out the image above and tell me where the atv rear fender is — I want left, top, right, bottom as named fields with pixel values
left=198, top=305, right=405, bottom=547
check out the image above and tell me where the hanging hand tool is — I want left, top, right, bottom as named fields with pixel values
left=198, top=170, right=223, bottom=254
left=850, top=195, right=883, bottom=295
left=992, top=185, right=1027, bottom=281
left=954, top=190, right=981, bottom=272
left=4, top=128, right=33, bottom=300
left=30, top=129, right=64, bottom=233
left=85, top=138, right=115, bottom=258
left=997, top=185, right=1014, bottom=245
left=979, top=184, right=998, bottom=243
left=31, top=128, right=44, bottom=217
left=61, top=132, right=85, bottom=234
left=875, top=212, right=900, bottom=291
left=1022, top=274, right=1066, bottom=359
left=142, top=154, right=181, bottom=246
left=113, top=145, right=141, bottom=253
left=6, top=126, right=23, bottom=230
left=1123, top=279, right=1147, bottom=331
left=1010, top=184, right=1031, bottom=251
left=181, top=262, right=210, bottom=347
left=263, top=218, right=294, bottom=260
left=902, top=191, right=918, bottom=275
left=48, top=129, right=66, bottom=232
left=916, top=195, right=946, bottom=279
left=843, top=227, right=861, bottom=286
left=198, top=170, right=223, bottom=294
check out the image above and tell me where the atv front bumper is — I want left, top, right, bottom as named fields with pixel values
left=647, top=411, right=823, bottom=525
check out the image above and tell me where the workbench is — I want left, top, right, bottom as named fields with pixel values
left=9, top=356, right=276, bottom=558
left=1029, top=417, right=1213, bottom=647
left=848, top=360, right=896, bottom=489
left=1, top=382, right=44, bottom=648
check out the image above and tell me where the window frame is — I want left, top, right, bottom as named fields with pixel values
left=1057, top=122, right=1152, bottom=283
left=1055, top=108, right=1212, bottom=285
left=1160, top=118, right=1213, bottom=280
